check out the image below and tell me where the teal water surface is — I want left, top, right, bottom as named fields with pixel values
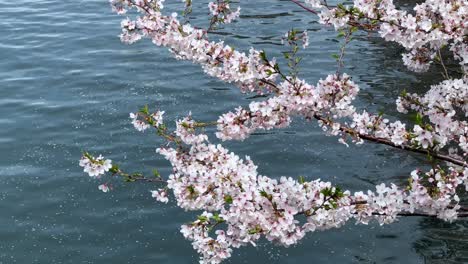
left=1, top=0, right=467, bottom=263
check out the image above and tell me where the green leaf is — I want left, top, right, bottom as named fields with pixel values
left=152, top=169, right=161, bottom=178
left=273, top=63, right=280, bottom=72
left=259, top=50, right=267, bottom=61
left=212, top=214, right=224, bottom=223
left=181, top=122, right=190, bottom=129
left=187, top=185, right=196, bottom=194
left=248, top=229, right=257, bottom=235
left=197, top=215, right=209, bottom=222
left=320, top=187, right=333, bottom=197
left=224, top=195, right=233, bottom=204
left=298, top=176, right=306, bottom=184
left=414, top=113, right=423, bottom=126
left=400, top=89, right=407, bottom=97
left=248, top=225, right=262, bottom=235
left=333, top=187, right=344, bottom=198
left=110, top=164, right=120, bottom=174
left=140, top=105, right=149, bottom=115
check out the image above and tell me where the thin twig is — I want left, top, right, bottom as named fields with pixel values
left=437, top=49, right=450, bottom=79
left=336, top=29, right=353, bottom=76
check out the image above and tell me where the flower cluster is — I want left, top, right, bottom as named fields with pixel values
left=306, top=0, right=468, bottom=73
left=216, top=74, right=360, bottom=141
left=282, top=29, right=310, bottom=50
left=401, top=48, right=435, bottom=73
left=111, top=0, right=276, bottom=93
left=79, top=154, right=112, bottom=178
left=130, top=112, right=150, bottom=131
left=397, top=78, right=468, bottom=153
left=175, top=115, right=209, bottom=145
left=129, top=109, right=165, bottom=132
left=305, top=0, right=323, bottom=9
left=98, top=184, right=110, bottom=193
left=208, top=1, right=241, bottom=25
left=82, top=110, right=467, bottom=263
left=151, top=188, right=169, bottom=203
left=153, top=122, right=465, bottom=263
left=215, top=72, right=467, bottom=160
left=98, top=107, right=465, bottom=263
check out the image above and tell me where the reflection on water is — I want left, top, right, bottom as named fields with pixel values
left=0, top=0, right=466, bottom=263
left=414, top=220, right=468, bottom=263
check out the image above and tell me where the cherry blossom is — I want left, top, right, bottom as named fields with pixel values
left=129, top=112, right=150, bottom=132
left=151, top=189, right=169, bottom=203
left=79, top=154, right=112, bottom=178
left=208, top=1, right=241, bottom=25
left=98, top=184, right=110, bottom=193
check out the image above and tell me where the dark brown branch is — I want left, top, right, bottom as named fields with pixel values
left=252, top=80, right=465, bottom=166
left=289, top=0, right=319, bottom=14
left=260, top=79, right=281, bottom=93
left=377, top=212, right=468, bottom=217
left=313, top=114, right=467, bottom=167
left=352, top=200, right=468, bottom=211
left=288, top=0, right=434, bottom=33
left=350, top=201, right=468, bottom=217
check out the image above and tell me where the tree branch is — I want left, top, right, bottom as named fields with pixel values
left=313, top=114, right=467, bottom=167
left=289, top=0, right=319, bottom=14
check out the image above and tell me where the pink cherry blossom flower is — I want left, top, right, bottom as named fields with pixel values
left=98, top=184, right=110, bottom=193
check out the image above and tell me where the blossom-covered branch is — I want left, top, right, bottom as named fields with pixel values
left=81, top=110, right=468, bottom=263
left=78, top=0, right=468, bottom=263
left=295, top=0, right=467, bottom=73
left=111, top=0, right=467, bottom=167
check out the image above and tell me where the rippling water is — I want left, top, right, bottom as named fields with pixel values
left=1, top=0, right=467, bottom=263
